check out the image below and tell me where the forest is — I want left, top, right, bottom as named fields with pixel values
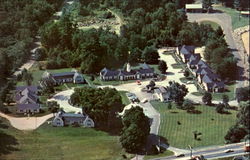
left=0, top=0, right=239, bottom=99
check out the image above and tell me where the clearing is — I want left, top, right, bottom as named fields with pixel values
left=241, top=31, right=249, bottom=55
left=151, top=101, right=237, bottom=149
left=200, top=20, right=220, bottom=30
left=0, top=118, right=132, bottom=160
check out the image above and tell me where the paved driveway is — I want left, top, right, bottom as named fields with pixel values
left=0, top=112, right=53, bottom=130
left=48, top=89, right=82, bottom=113
left=187, top=13, right=248, bottom=86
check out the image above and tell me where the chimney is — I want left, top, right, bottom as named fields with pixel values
left=126, top=63, right=131, bottom=72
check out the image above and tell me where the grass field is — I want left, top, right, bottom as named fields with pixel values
left=200, top=20, right=220, bottom=30
left=151, top=101, right=238, bottom=149
left=214, top=5, right=249, bottom=29
left=211, top=82, right=236, bottom=101
left=0, top=118, right=133, bottom=160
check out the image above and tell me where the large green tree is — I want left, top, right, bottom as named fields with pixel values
left=120, top=106, right=150, bottom=153
left=166, top=81, right=189, bottom=104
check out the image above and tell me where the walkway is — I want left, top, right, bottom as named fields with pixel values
left=0, top=112, right=53, bottom=130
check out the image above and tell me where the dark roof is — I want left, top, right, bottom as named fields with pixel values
left=197, top=60, right=209, bottom=68
left=213, top=81, right=224, bottom=88
left=17, top=104, right=40, bottom=110
left=52, top=72, right=75, bottom=79
left=141, top=63, right=150, bottom=69
left=16, top=86, right=38, bottom=93
left=61, top=113, right=85, bottom=118
left=101, top=68, right=119, bottom=77
left=18, top=92, right=37, bottom=103
left=189, top=54, right=201, bottom=61
left=100, top=64, right=154, bottom=77
left=180, top=45, right=195, bottom=55
left=202, top=74, right=213, bottom=83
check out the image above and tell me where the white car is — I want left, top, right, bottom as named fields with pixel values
left=141, top=98, right=148, bottom=103
left=224, top=149, right=234, bottom=153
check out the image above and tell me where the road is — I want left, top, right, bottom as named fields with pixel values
left=187, top=13, right=249, bottom=88
left=152, top=142, right=248, bottom=160
left=0, top=112, right=53, bottom=130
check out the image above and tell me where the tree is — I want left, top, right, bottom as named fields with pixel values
left=47, top=101, right=60, bottom=115
left=158, top=60, right=167, bottom=74
left=70, top=87, right=124, bottom=128
left=216, top=26, right=224, bottom=37
left=22, top=69, right=33, bottom=86
left=225, top=101, right=250, bottom=143
left=184, top=69, right=189, bottom=78
left=202, top=0, right=212, bottom=12
left=167, top=102, right=172, bottom=109
left=166, top=81, right=189, bottom=105
left=141, top=46, right=159, bottom=64
left=216, top=103, right=225, bottom=113
left=202, top=92, right=212, bottom=105
left=182, top=99, right=195, bottom=111
left=222, top=94, right=229, bottom=106
left=236, top=87, right=250, bottom=102
left=120, top=106, right=150, bottom=153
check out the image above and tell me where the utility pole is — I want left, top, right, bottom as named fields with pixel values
left=188, top=145, right=193, bottom=159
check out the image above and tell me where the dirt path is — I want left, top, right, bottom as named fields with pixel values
left=242, top=31, right=249, bottom=55
left=0, top=112, right=53, bottom=130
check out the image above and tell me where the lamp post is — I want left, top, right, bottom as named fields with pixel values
left=188, top=145, right=193, bottom=159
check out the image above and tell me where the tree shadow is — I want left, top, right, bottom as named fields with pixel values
left=0, top=132, right=19, bottom=156
left=187, top=109, right=202, bottom=114
left=0, top=119, right=8, bottom=129
left=144, top=134, right=169, bottom=155
left=166, top=72, right=175, bottom=75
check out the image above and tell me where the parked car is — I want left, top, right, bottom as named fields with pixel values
left=176, top=154, right=185, bottom=157
left=136, top=80, right=141, bottom=85
left=224, top=149, right=234, bottom=153
left=141, top=98, right=148, bottom=103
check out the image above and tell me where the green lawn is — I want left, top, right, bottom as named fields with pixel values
left=17, top=62, right=73, bottom=86
left=0, top=118, right=133, bottom=160
left=144, top=150, right=174, bottom=160
left=200, top=20, right=220, bottom=30
left=214, top=5, right=249, bottom=29
left=119, top=91, right=131, bottom=106
left=211, top=82, right=236, bottom=101
left=150, top=101, right=238, bottom=149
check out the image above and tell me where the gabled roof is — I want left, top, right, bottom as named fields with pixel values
left=16, top=86, right=38, bottom=93
left=141, top=63, right=150, bottom=69
left=17, top=104, right=40, bottom=110
left=101, top=68, right=119, bottom=77
left=52, top=72, right=75, bottom=79
left=180, top=45, right=195, bottom=55
left=202, top=74, right=213, bottom=83
left=213, top=81, right=224, bottom=88
left=18, top=92, right=37, bottom=104
left=197, top=60, right=209, bottom=68
left=61, top=113, right=85, bottom=118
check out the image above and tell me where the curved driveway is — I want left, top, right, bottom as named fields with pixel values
left=187, top=13, right=248, bottom=88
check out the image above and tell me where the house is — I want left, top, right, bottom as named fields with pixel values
left=52, top=111, right=94, bottom=127
left=187, top=53, right=201, bottom=70
left=176, top=45, right=195, bottom=63
left=177, top=45, right=225, bottom=92
left=185, top=4, right=203, bottom=13
left=153, top=86, right=171, bottom=102
left=15, top=86, right=40, bottom=114
left=41, top=70, right=85, bottom=86
left=100, top=63, right=155, bottom=81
